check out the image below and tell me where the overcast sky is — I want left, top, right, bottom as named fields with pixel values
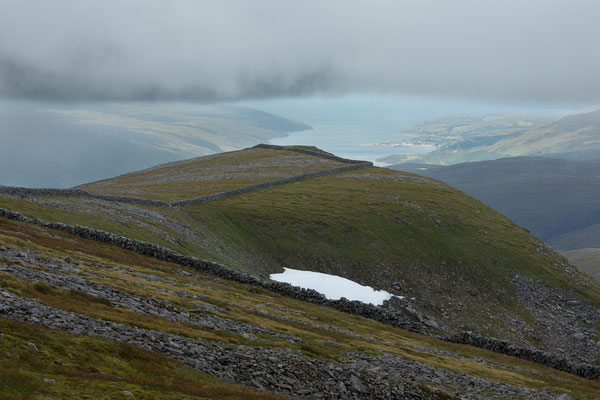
left=1, top=0, right=599, bottom=104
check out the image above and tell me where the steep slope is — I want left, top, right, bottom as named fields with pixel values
left=389, top=157, right=600, bottom=242
left=489, top=109, right=600, bottom=160
left=376, top=112, right=557, bottom=165
left=4, top=212, right=600, bottom=398
left=6, top=216, right=600, bottom=398
left=559, top=248, right=600, bottom=280
left=1, top=146, right=600, bottom=367
left=549, top=224, right=600, bottom=251
left=380, top=109, right=600, bottom=165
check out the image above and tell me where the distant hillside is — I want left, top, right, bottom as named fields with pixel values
left=559, top=248, right=600, bottom=280
left=377, top=112, right=556, bottom=165
left=380, top=109, right=600, bottom=165
left=548, top=223, right=600, bottom=250
left=489, top=109, right=600, bottom=160
left=390, top=157, right=600, bottom=241
left=0, top=103, right=311, bottom=188
left=2, top=145, right=600, bottom=367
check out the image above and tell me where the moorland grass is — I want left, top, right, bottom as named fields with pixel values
left=1, top=218, right=600, bottom=398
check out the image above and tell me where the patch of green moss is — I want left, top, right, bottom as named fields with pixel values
left=0, top=318, right=289, bottom=400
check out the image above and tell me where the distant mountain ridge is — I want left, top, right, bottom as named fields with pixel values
left=390, top=156, right=600, bottom=242
left=377, top=112, right=556, bottom=164
left=548, top=223, right=600, bottom=251
left=558, top=248, right=600, bottom=280
left=489, top=109, right=600, bottom=160
left=379, top=109, right=600, bottom=165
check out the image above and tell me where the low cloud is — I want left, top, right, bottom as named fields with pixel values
left=1, top=0, right=599, bottom=103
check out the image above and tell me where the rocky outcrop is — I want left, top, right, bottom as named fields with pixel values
left=0, top=208, right=422, bottom=334
left=2, top=207, right=600, bottom=382
left=0, top=265, right=571, bottom=399
left=446, top=331, right=600, bottom=380
left=0, top=257, right=302, bottom=344
left=0, top=288, right=439, bottom=399
left=511, top=271, right=600, bottom=365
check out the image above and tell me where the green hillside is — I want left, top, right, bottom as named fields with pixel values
left=76, top=146, right=346, bottom=201
left=549, top=223, right=600, bottom=251
left=380, top=109, right=600, bottom=165
left=489, top=109, right=600, bottom=159
left=3, top=215, right=600, bottom=398
left=559, top=248, right=600, bottom=281
left=389, top=157, right=600, bottom=241
left=377, top=112, right=556, bottom=165
left=1, top=146, right=600, bottom=368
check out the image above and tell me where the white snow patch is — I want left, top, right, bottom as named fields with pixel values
left=270, top=267, right=397, bottom=305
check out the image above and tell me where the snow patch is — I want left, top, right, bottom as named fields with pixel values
left=270, top=267, right=397, bottom=306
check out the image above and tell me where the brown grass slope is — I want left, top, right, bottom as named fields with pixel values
left=76, top=147, right=347, bottom=201
left=2, top=217, right=600, bottom=398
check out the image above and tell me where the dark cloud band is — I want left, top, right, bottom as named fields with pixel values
left=1, top=0, right=599, bottom=103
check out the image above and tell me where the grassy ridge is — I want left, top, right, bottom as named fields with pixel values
left=77, top=148, right=346, bottom=201
left=179, top=167, right=599, bottom=337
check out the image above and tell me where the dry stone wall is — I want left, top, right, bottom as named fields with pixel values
left=171, top=162, right=372, bottom=207
left=0, top=207, right=421, bottom=333
left=446, top=331, right=600, bottom=380
left=0, top=185, right=169, bottom=207
left=0, top=144, right=373, bottom=208
left=2, top=206, right=600, bottom=381
left=253, top=144, right=370, bottom=164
